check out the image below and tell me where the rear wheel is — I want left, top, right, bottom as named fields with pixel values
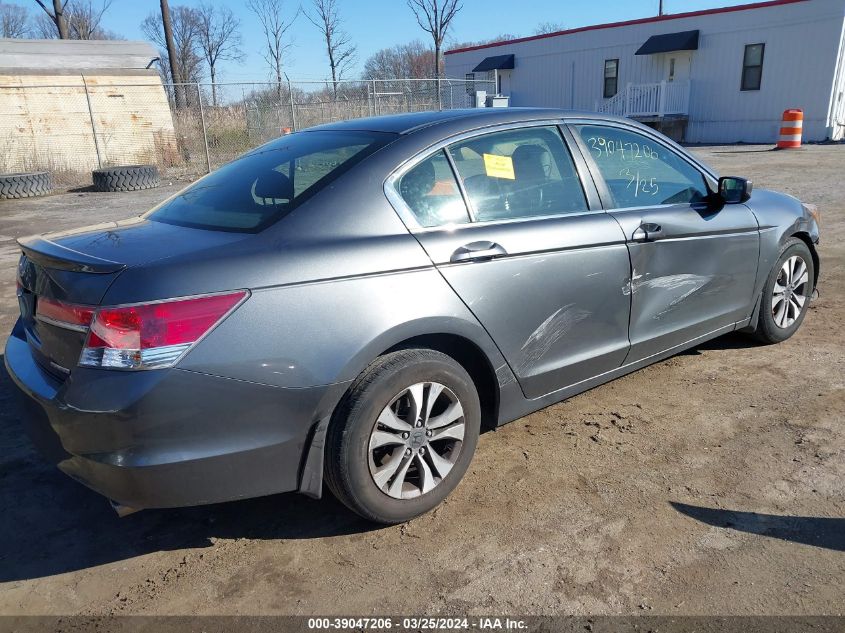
left=325, top=349, right=480, bottom=524
left=754, top=238, right=814, bottom=344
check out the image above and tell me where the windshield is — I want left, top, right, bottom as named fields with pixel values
left=146, top=130, right=397, bottom=232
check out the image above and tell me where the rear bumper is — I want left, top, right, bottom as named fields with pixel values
left=4, top=320, right=337, bottom=510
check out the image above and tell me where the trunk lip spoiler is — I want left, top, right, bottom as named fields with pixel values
left=18, top=236, right=127, bottom=274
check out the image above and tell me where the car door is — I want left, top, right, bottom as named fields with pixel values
left=569, top=121, right=760, bottom=362
left=387, top=122, right=632, bottom=400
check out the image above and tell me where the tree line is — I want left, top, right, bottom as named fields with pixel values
left=0, top=1, right=563, bottom=94
left=144, top=0, right=465, bottom=98
left=1, top=0, right=118, bottom=39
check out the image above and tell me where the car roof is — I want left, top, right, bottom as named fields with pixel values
left=297, top=108, right=718, bottom=184
left=307, top=108, right=623, bottom=135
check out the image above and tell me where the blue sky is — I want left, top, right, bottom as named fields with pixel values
left=15, top=0, right=762, bottom=82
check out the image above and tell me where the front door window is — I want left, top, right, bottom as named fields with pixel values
left=573, top=124, right=708, bottom=208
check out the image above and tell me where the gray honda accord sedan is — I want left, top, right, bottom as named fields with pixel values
left=6, top=109, right=820, bottom=523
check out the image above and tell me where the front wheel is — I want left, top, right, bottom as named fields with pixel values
left=325, top=349, right=481, bottom=524
left=754, top=237, right=815, bottom=344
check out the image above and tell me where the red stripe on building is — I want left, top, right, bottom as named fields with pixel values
left=445, top=0, right=810, bottom=56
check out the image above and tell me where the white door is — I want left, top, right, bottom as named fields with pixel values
left=664, top=52, right=692, bottom=82
left=498, top=70, right=512, bottom=96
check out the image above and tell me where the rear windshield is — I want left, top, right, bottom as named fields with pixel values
left=146, top=130, right=396, bottom=232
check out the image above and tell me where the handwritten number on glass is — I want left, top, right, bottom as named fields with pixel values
left=620, top=168, right=659, bottom=198
left=587, top=137, right=659, bottom=161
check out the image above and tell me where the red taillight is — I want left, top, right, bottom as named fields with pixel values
left=81, top=291, right=248, bottom=370
left=36, top=297, right=96, bottom=330
left=89, top=293, right=248, bottom=349
left=34, top=291, right=247, bottom=370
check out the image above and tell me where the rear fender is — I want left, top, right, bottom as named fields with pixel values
left=296, top=315, right=511, bottom=499
left=179, top=268, right=510, bottom=389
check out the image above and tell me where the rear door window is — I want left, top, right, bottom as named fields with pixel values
left=147, top=130, right=396, bottom=232
left=396, top=150, right=471, bottom=227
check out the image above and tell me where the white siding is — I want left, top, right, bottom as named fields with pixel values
left=829, top=19, right=845, bottom=139
left=445, top=0, right=845, bottom=143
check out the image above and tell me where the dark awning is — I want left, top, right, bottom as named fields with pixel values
left=472, top=54, right=515, bottom=72
left=635, top=30, right=699, bottom=55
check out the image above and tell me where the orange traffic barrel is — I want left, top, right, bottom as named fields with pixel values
left=777, top=109, right=803, bottom=149
left=281, top=127, right=293, bottom=135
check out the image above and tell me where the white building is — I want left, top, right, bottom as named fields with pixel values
left=445, top=0, right=845, bottom=143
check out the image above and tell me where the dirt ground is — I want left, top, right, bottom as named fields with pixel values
left=0, top=146, right=843, bottom=617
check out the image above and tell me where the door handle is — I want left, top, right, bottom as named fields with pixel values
left=450, top=241, right=508, bottom=263
left=631, top=222, right=664, bottom=242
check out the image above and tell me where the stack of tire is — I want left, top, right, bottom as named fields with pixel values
left=0, top=172, right=53, bottom=200
left=1, top=164, right=161, bottom=199
left=92, top=165, right=160, bottom=192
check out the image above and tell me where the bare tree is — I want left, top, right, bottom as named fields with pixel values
left=362, top=41, right=436, bottom=81
left=33, top=0, right=69, bottom=38
left=305, top=0, right=356, bottom=95
left=31, top=0, right=118, bottom=39
left=143, top=4, right=202, bottom=107
left=247, top=0, right=299, bottom=101
left=142, top=6, right=203, bottom=83
left=65, top=0, right=114, bottom=38
left=30, top=12, right=55, bottom=37
left=195, top=2, right=242, bottom=106
left=406, top=0, right=462, bottom=80
left=534, top=21, right=565, bottom=35
left=1, top=2, right=30, bottom=38
left=448, top=32, right=518, bottom=49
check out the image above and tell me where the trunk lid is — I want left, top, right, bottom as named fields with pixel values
left=16, top=217, right=248, bottom=379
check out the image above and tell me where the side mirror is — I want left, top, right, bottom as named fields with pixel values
left=718, top=176, right=752, bottom=204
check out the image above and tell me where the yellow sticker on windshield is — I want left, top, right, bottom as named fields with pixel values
left=483, top=153, right=515, bottom=180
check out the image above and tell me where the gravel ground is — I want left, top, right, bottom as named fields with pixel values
left=0, top=145, right=842, bottom=616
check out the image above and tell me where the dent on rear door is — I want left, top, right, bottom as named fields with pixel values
left=416, top=214, right=632, bottom=400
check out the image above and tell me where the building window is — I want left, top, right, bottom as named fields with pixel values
left=604, top=59, right=619, bottom=98
left=465, top=73, right=474, bottom=96
left=741, top=43, right=765, bottom=91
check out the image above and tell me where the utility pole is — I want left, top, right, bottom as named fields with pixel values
left=659, top=0, right=665, bottom=16
left=160, top=0, right=184, bottom=108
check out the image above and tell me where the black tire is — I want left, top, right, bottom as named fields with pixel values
left=325, top=349, right=481, bottom=524
left=0, top=172, right=52, bottom=200
left=92, top=165, right=159, bottom=192
left=754, top=237, right=815, bottom=344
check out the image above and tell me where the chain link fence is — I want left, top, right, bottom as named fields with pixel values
left=0, top=77, right=496, bottom=189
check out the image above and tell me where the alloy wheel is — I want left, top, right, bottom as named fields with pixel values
left=771, top=255, right=809, bottom=329
left=368, top=382, right=466, bottom=499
